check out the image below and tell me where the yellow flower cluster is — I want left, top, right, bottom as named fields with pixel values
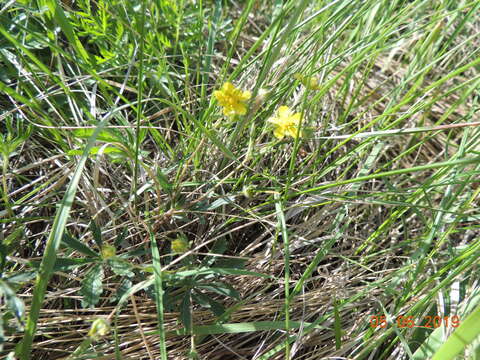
left=213, top=76, right=314, bottom=140
left=213, top=82, right=251, bottom=117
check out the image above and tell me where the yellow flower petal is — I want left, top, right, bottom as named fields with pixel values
left=267, top=116, right=280, bottom=125
left=241, top=90, right=252, bottom=101
left=278, top=106, right=291, bottom=117
left=286, top=126, right=300, bottom=138
left=291, top=113, right=301, bottom=124
left=273, top=127, right=285, bottom=139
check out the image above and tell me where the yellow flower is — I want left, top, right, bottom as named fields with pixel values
left=213, top=82, right=251, bottom=117
left=267, top=106, right=302, bottom=140
left=171, top=236, right=189, bottom=253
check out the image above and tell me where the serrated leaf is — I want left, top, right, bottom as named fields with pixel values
left=202, top=239, right=228, bottom=267
left=206, top=297, right=225, bottom=317
left=62, top=233, right=99, bottom=258
left=80, top=264, right=104, bottom=308
left=121, top=247, right=148, bottom=259
left=107, top=258, right=134, bottom=277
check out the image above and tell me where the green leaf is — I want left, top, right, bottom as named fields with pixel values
left=67, top=146, right=123, bottom=156
left=107, top=258, right=134, bottom=278
left=210, top=238, right=227, bottom=255
left=197, top=282, right=240, bottom=300
left=44, top=0, right=91, bottom=64
left=156, top=168, right=173, bottom=194
left=15, top=104, right=112, bottom=359
left=333, top=299, right=342, bottom=350
left=114, top=228, right=128, bottom=248
left=431, top=305, right=480, bottom=360
left=0, top=322, right=4, bottom=352
left=62, top=233, right=99, bottom=258
left=89, top=221, right=103, bottom=248
left=0, top=279, right=24, bottom=324
left=5, top=272, right=36, bottom=284
left=170, top=267, right=269, bottom=280
left=202, top=238, right=228, bottom=267
left=171, top=320, right=323, bottom=336
left=29, top=257, right=97, bottom=272
left=73, top=128, right=121, bottom=143
left=149, top=227, right=167, bottom=360
left=2, top=227, right=24, bottom=255
left=111, top=279, right=132, bottom=304
left=212, top=257, right=247, bottom=269
left=1, top=227, right=24, bottom=271
left=80, top=264, right=104, bottom=308
left=180, top=290, right=192, bottom=333
left=195, top=196, right=236, bottom=211
left=193, top=292, right=226, bottom=317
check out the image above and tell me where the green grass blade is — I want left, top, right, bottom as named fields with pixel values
left=170, top=320, right=324, bottom=336
left=274, top=192, right=291, bottom=358
left=431, top=305, right=480, bottom=360
left=149, top=227, right=167, bottom=360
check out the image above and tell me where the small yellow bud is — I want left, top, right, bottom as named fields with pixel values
left=88, top=318, right=110, bottom=341
left=101, top=244, right=116, bottom=259
left=242, top=185, right=256, bottom=199
left=294, top=73, right=321, bottom=90
left=171, top=236, right=189, bottom=253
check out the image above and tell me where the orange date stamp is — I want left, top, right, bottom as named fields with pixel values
left=370, top=315, right=460, bottom=329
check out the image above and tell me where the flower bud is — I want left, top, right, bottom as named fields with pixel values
left=88, top=318, right=110, bottom=341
